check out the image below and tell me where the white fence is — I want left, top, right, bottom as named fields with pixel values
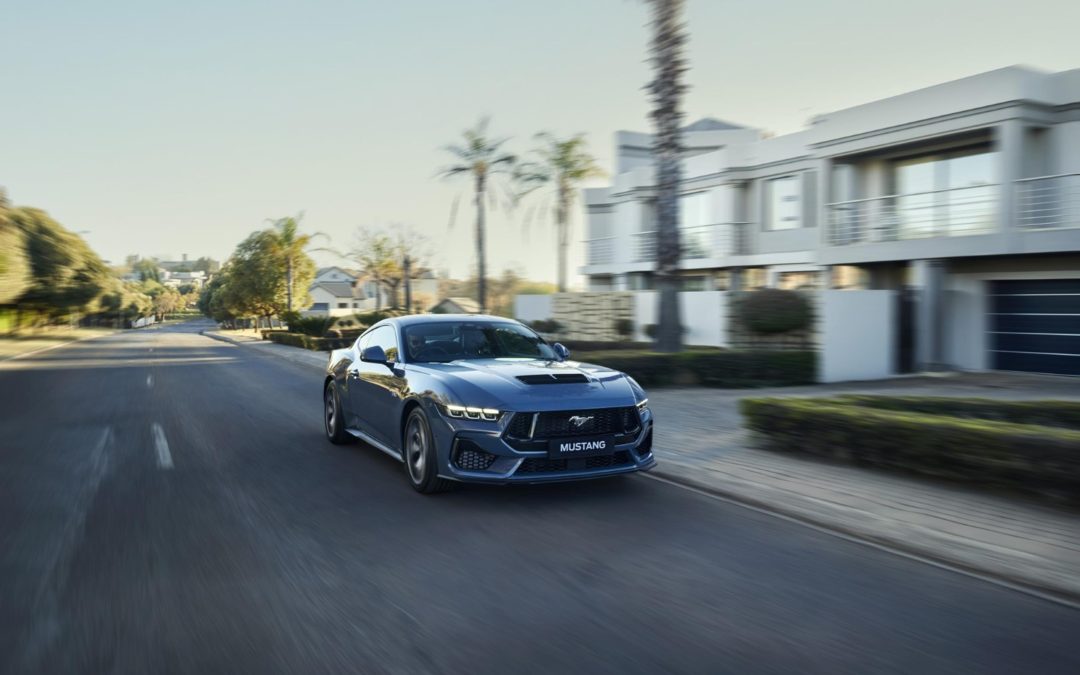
left=819, top=290, right=896, bottom=382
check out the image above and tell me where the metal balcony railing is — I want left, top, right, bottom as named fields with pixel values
left=634, top=231, right=656, bottom=262
left=1016, top=174, right=1080, bottom=230
left=586, top=237, right=614, bottom=265
left=827, top=184, right=998, bottom=245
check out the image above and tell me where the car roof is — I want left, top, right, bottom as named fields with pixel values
left=382, top=314, right=523, bottom=328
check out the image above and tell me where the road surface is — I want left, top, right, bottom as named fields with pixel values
left=2, top=321, right=1078, bottom=674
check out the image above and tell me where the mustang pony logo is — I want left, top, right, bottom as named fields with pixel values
left=568, top=415, right=594, bottom=429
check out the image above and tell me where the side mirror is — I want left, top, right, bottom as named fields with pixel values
left=553, top=342, right=570, bottom=360
left=361, top=345, right=388, bottom=364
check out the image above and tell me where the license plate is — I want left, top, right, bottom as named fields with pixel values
left=547, top=435, right=615, bottom=459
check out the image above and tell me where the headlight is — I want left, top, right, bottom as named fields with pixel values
left=636, top=399, right=649, bottom=415
left=443, top=404, right=501, bottom=422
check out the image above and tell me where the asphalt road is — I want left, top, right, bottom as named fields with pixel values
left=2, top=321, right=1078, bottom=675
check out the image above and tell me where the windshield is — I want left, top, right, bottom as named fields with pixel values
left=403, top=321, right=557, bottom=363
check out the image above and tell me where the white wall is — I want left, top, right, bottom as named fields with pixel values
left=514, top=295, right=553, bottom=324
left=820, top=290, right=897, bottom=382
left=632, top=290, right=727, bottom=346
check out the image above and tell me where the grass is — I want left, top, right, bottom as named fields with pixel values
left=0, top=327, right=116, bottom=359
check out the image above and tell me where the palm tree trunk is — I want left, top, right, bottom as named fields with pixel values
left=556, top=185, right=569, bottom=293
left=286, top=257, right=294, bottom=313
left=475, top=172, right=487, bottom=313
left=649, top=0, right=686, bottom=353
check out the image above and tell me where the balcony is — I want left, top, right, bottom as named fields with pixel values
left=586, top=237, right=614, bottom=265
left=1016, top=174, right=1080, bottom=230
left=634, top=223, right=753, bottom=262
left=827, top=184, right=998, bottom=245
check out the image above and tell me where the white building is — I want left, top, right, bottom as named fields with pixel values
left=307, top=266, right=439, bottom=316
left=581, top=65, right=1080, bottom=377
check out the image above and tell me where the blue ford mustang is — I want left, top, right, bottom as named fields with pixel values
left=323, top=315, right=655, bottom=493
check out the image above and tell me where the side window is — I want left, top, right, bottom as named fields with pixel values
left=368, top=326, right=400, bottom=363
left=356, top=329, right=373, bottom=353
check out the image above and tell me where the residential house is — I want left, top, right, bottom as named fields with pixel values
left=580, top=65, right=1080, bottom=377
left=431, top=297, right=481, bottom=314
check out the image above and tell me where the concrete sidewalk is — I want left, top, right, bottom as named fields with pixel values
left=200, top=329, right=1080, bottom=602
left=648, top=381, right=1080, bottom=603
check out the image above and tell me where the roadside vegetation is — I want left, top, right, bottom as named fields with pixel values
left=741, top=396, right=1080, bottom=502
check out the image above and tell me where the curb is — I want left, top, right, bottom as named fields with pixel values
left=648, top=466, right=1080, bottom=609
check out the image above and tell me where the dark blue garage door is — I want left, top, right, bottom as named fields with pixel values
left=989, top=279, right=1080, bottom=376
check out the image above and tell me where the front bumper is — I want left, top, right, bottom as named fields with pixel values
left=430, top=407, right=656, bottom=484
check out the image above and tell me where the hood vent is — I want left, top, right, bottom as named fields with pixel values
left=517, top=373, right=589, bottom=385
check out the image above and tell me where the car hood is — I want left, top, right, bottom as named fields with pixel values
left=408, top=358, right=642, bottom=412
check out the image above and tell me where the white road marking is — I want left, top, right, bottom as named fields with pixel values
left=146, top=374, right=153, bottom=388
left=152, top=423, right=173, bottom=469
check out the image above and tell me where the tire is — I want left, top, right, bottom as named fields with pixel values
left=403, top=408, right=453, bottom=494
left=324, top=381, right=352, bottom=445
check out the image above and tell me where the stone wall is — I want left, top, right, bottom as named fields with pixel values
left=551, top=292, right=634, bottom=341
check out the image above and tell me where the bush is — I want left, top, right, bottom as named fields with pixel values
left=613, top=318, right=634, bottom=340
left=285, top=315, right=336, bottom=337
left=267, top=331, right=351, bottom=351
left=736, top=289, right=812, bottom=335
left=353, top=310, right=396, bottom=325
left=830, top=395, right=1080, bottom=431
left=643, top=324, right=687, bottom=340
left=530, top=319, right=564, bottom=334
left=559, top=340, right=653, bottom=353
left=573, top=350, right=816, bottom=388
left=739, top=396, right=1080, bottom=500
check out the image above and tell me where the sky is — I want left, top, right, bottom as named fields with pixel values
left=3, top=0, right=1079, bottom=286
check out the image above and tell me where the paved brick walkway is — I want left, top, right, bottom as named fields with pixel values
left=648, top=376, right=1080, bottom=601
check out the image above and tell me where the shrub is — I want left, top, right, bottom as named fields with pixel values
left=736, top=289, right=812, bottom=335
left=267, top=331, right=351, bottom=351
left=285, top=315, right=336, bottom=337
left=573, top=350, right=816, bottom=388
left=830, top=395, right=1080, bottom=431
left=530, top=319, right=564, bottom=334
left=739, top=397, right=1080, bottom=500
left=353, top=310, right=395, bottom=325
left=613, top=318, right=634, bottom=340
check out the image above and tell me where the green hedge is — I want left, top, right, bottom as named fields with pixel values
left=740, top=397, right=1080, bottom=499
left=267, top=331, right=351, bottom=351
left=830, top=395, right=1080, bottom=431
left=577, top=350, right=816, bottom=388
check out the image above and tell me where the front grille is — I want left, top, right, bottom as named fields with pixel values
left=452, top=440, right=497, bottom=472
left=516, top=451, right=631, bottom=475
left=508, top=407, right=640, bottom=440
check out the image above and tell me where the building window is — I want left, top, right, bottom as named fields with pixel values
left=777, top=271, right=822, bottom=290
left=679, top=192, right=712, bottom=258
left=680, top=275, right=707, bottom=292
left=337, top=302, right=348, bottom=309
left=712, top=271, right=731, bottom=291
left=764, top=176, right=801, bottom=230
left=626, top=272, right=653, bottom=291
left=743, top=268, right=767, bottom=290
left=833, top=265, right=869, bottom=290
left=891, top=146, right=996, bottom=237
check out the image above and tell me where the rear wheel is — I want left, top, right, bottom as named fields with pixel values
left=403, top=408, right=453, bottom=494
left=324, top=382, right=352, bottom=445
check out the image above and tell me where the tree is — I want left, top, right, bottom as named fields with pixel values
left=439, top=118, right=516, bottom=313
left=152, top=288, right=183, bottom=320
left=646, top=0, right=688, bottom=352
left=350, top=225, right=429, bottom=310
left=267, top=214, right=322, bottom=313
left=8, top=206, right=112, bottom=320
left=133, top=258, right=162, bottom=283
left=227, top=229, right=316, bottom=324
left=515, top=133, right=604, bottom=292
left=0, top=191, right=31, bottom=305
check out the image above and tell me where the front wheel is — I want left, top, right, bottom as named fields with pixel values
left=403, top=408, right=453, bottom=494
left=324, top=382, right=352, bottom=445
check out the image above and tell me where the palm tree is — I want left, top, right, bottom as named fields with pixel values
left=267, top=214, right=320, bottom=313
left=439, top=118, right=516, bottom=313
left=515, top=133, right=604, bottom=292
left=647, top=0, right=688, bottom=352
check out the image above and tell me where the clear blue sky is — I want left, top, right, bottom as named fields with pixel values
left=3, top=0, right=1078, bottom=284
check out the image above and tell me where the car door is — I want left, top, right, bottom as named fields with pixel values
left=350, top=325, right=407, bottom=449
left=343, top=331, right=372, bottom=429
